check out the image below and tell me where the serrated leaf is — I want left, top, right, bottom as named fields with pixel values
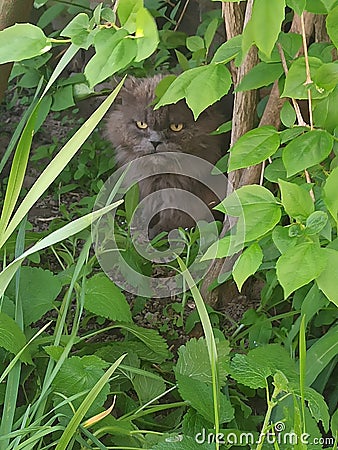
left=84, top=273, right=132, bottom=322
left=84, top=28, right=136, bottom=88
left=176, top=373, right=234, bottom=424
left=52, top=355, right=109, bottom=417
left=6, top=267, right=62, bottom=326
left=0, top=24, right=51, bottom=64
left=242, top=0, right=285, bottom=57
left=236, top=62, right=283, bottom=91
left=276, top=242, right=327, bottom=298
left=323, top=166, right=338, bottom=224
left=303, top=387, right=330, bottom=432
left=132, top=373, right=166, bottom=404
left=135, top=7, right=159, bottom=62
left=229, top=126, right=280, bottom=171
left=0, top=312, right=30, bottom=363
left=316, top=248, right=338, bottom=306
left=211, top=34, right=242, bottom=64
left=279, top=179, right=314, bottom=220
left=230, top=353, right=270, bottom=389
left=326, top=5, right=338, bottom=48
left=282, top=129, right=333, bottom=177
left=155, top=64, right=231, bottom=119
left=233, top=243, right=263, bottom=291
left=282, top=57, right=329, bottom=99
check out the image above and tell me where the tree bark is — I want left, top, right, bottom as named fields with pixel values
left=0, top=0, right=34, bottom=103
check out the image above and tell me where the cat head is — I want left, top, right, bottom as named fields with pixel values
left=106, top=75, right=226, bottom=167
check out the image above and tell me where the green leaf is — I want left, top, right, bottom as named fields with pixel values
left=135, top=7, right=159, bottom=62
left=0, top=312, right=30, bottom=363
left=0, top=24, right=51, bottom=64
left=236, top=62, right=283, bottom=91
left=287, top=0, right=306, bottom=14
left=272, top=225, right=298, bottom=254
left=51, top=85, right=75, bottom=111
left=305, top=211, right=328, bottom=234
left=305, top=324, right=338, bottom=384
left=326, top=5, right=338, bottom=48
left=132, top=373, right=166, bottom=404
left=155, top=64, right=232, bottom=119
left=6, top=267, right=62, bottom=326
left=279, top=179, right=314, bottom=220
left=61, top=13, right=92, bottom=48
left=125, top=183, right=140, bottom=225
left=313, top=61, right=338, bottom=90
left=282, top=57, right=329, bottom=99
left=313, top=85, right=338, bottom=133
left=117, top=0, right=143, bottom=33
left=242, top=0, right=286, bottom=57
left=228, top=126, right=280, bottom=171
left=85, top=29, right=136, bottom=88
left=323, top=166, right=338, bottom=224
left=303, top=387, right=330, bottom=432
left=264, top=158, right=287, bottom=182
left=201, top=234, right=242, bottom=260
left=186, top=35, right=205, bottom=52
left=176, top=373, right=234, bottom=424
left=276, top=242, right=327, bottom=298
left=176, top=338, right=230, bottom=384
left=153, top=435, right=215, bottom=450
left=232, top=243, right=263, bottom=291
left=216, top=185, right=281, bottom=242
left=211, top=34, right=242, bottom=64
left=316, top=248, right=338, bottom=306
left=282, top=129, right=333, bottom=177
left=84, top=273, right=132, bottom=322
left=280, top=101, right=296, bottom=127
left=230, top=353, right=270, bottom=389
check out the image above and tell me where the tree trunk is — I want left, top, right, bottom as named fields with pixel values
left=0, top=0, right=34, bottom=103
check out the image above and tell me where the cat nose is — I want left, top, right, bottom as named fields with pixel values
left=150, top=140, right=162, bottom=150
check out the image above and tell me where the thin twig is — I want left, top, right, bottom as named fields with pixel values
left=300, top=13, right=314, bottom=130
left=174, top=0, right=190, bottom=31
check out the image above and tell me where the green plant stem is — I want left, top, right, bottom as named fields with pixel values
left=256, top=383, right=279, bottom=450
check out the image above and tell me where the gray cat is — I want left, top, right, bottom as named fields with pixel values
left=106, top=75, right=228, bottom=237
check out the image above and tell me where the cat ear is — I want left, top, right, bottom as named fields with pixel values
left=120, top=76, right=139, bottom=104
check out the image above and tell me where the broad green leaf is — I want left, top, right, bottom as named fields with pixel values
left=230, top=353, right=270, bottom=389
left=303, top=387, right=330, bottom=432
left=85, top=29, right=136, bottom=87
left=132, top=373, right=166, bottom=404
left=264, top=158, right=287, bottom=182
left=0, top=312, right=30, bottom=363
left=233, top=243, right=263, bottom=291
left=0, top=24, right=51, bottom=64
left=287, top=0, right=306, bottom=15
left=305, top=324, right=338, bottom=384
left=323, top=166, right=338, bottom=224
left=176, top=338, right=230, bottom=384
left=316, top=248, right=338, bottom=306
left=278, top=179, right=314, bottom=220
left=306, top=0, right=328, bottom=13
left=117, top=0, right=143, bottom=33
left=276, top=242, right=327, bottom=298
left=135, top=7, right=159, bottom=62
left=236, top=62, right=283, bottom=91
left=84, top=273, right=132, bottom=323
left=313, top=85, right=338, bottom=133
left=242, top=0, right=286, bottom=57
left=201, top=234, right=242, bottom=260
left=176, top=373, right=234, bottom=424
left=211, top=34, right=242, bottom=64
left=204, top=18, right=219, bottom=51
left=51, top=85, right=75, bottom=111
left=155, top=64, right=232, bottom=119
left=6, top=267, right=62, bottom=326
left=305, top=211, right=328, bottom=234
left=52, top=355, right=109, bottom=416
left=282, top=57, right=329, bottom=99
left=280, top=126, right=308, bottom=144
left=272, top=225, right=298, bottom=254
left=186, top=35, right=205, bottom=52
left=61, top=13, right=92, bottom=48
left=280, top=101, right=296, bottom=128
left=216, top=185, right=281, bottom=242
left=313, top=61, right=338, bottom=90
left=282, top=129, right=333, bottom=177
left=326, top=5, right=338, bottom=48
left=229, top=126, right=280, bottom=171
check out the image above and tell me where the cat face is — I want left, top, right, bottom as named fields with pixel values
left=106, top=75, right=225, bottom=167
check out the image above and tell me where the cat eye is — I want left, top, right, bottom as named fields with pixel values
left=136, top=121, right=148, bottom=129
left=170, top=123, right=184, bottom=132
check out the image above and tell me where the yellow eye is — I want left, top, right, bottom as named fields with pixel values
left=170, top=123, right=184, bottom=132
left=136, top=121, right=148, bottom=129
